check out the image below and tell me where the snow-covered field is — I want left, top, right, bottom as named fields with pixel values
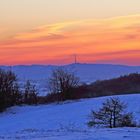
left=0, top=94, right=140, bottom=140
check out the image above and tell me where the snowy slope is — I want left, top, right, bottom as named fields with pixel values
left=0, top=94, right=140, bottom=140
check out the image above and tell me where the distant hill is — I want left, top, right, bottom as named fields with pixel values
left=45, top=73, right=140, bottom=103
left=72, top=73, right=140, bottom=99
left=0, top=63, right=140, bottom=82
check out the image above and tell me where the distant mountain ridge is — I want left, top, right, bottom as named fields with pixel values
left=0, top=63, right=140, bottom=83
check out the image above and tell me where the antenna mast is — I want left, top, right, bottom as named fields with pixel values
left=74, top=54, right=77, bottom=64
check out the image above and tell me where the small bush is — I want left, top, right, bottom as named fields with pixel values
left=120, top=113, right=136, bottom=127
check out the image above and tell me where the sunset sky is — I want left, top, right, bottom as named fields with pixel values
left=0, top=0, right=140, bottom=65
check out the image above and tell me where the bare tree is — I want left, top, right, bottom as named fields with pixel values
left=23, top=80, right=38, bottom=105
left=88, top=97, right=134, bottom=128
left=0, top=69, right=21, bottom=111
left=11, top=82, right=22, bottom=105
left=48, top=68, right=79, bottom=101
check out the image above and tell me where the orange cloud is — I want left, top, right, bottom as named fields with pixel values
left=0, top=15, right=140, bottom=65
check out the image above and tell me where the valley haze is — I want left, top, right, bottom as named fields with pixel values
left=0, top=63, right=140, bottom=95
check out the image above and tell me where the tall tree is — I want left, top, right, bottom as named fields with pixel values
left=48, top=68, right=79, bottom=101
left=0, top=69, right=21, bottom=111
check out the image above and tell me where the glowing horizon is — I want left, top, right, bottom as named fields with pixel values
left=0, top=0, right=140, bottom=66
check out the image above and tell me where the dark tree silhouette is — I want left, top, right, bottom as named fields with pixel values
left=48, top=68, right=79, bottom=101
left=88, top=97, right=135, bottom=128
left=23, top=80, right=38, bottom=105
left=0, top=69, right=21, bottom=112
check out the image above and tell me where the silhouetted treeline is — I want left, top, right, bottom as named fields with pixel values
left=43, top=73, right=140, bottom=103
left=85, top=73, right=140, bottom=98
left=0, top=69, right=38, bottom=112
left=1, top=67, right=140, bottom=111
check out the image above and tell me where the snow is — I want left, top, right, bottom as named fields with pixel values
left=0, top=94, right=140, bottom=140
